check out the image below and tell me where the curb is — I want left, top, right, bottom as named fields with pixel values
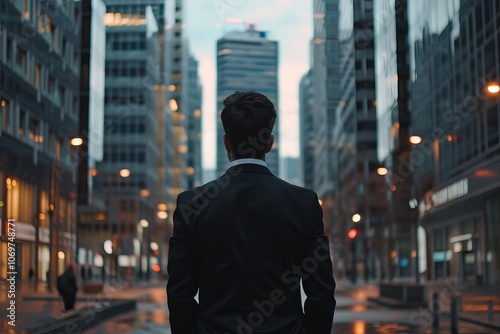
left=23, top=295, right=118, bottom=302
left=25, top=299, right=137, bottom=334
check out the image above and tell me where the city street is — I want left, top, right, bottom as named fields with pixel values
left=83, top=282, right=497, bottom=334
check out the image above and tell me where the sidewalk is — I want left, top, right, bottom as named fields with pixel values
left=0, top=279, right=166, bottom=333
left=335, top=278, right=500, bottom=331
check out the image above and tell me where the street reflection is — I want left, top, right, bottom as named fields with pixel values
left=354, top=320, right=366, bottom=334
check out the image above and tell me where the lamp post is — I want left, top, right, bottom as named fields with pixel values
left=109, top=169, right=130, bottom=281
left=103, top=239, right=113, bottom=285
left=139, top=219, right=149, bottom=280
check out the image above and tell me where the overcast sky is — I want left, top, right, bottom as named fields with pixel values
left=185, top=0, right=313, bottom=170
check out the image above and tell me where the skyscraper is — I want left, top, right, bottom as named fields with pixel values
left=185, top=54, right=203, bottom=190
left=0, top=0, right=81, bottom=289
left=408, top=0, right=500, bottom=285
left=216, top=24, right=279, bottom=177
left=299, top=69, right=315, bottom=190
left=96, top=1, right=168, bottom=279
left=302, top=0, right=386, bottom=281
left=374, top=0, right=415, bottom=280
left=76, top=0, right=107, bottom=279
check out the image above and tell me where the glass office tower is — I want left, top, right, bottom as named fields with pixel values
left=409, top=0, right=500, bottom=285
left=216, top=24, right=279, bottom=177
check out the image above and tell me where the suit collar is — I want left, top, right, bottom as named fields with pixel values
left=223, top=163, right=274, bottom=176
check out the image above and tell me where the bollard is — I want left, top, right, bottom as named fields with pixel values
left=451, top=296, right=458, bottom=334
left=488, top=300, right=494, bottom=322
left=432, top=292, right=440, bottom=329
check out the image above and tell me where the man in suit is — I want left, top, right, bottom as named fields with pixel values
left=167, top=91, right=336, bottom=334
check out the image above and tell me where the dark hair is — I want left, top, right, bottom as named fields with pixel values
left=221, top=91, right=277, bottom=159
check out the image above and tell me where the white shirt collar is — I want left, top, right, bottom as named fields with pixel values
left=228, top=158, right=268, bottom=168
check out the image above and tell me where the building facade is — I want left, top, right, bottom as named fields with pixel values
left=408, top=0, right=500, bottom=285
left=185, top=54, right=203, bottom=190
left=374, top=0, right=417, bottom=280
left=0, top=0, right=81, bottom=288
left=216, top=24, right=279, bottom=177
left=281, top=156, right=302, bottom=186
left=76, top=0, right=107, bottom=279
left=329, top=0, right=385, bottom=282
left=299, top=69, right=314, bottom=190
left=92, top=1, right=168, bottom=279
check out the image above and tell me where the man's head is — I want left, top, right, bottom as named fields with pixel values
left=221, top=91, right=277, bottom=161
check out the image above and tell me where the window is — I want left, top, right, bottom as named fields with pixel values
left=48, top=75, right=55, bottom=95
left=50, top=24, right=57, bottom=51
left=487, top=106, right=499, bottom=148
left=16, top=46, right=27, bottom=76
left=56, top=137, right=61, bottom=159
left=59, top=85, right=65, bottom=108
left=48, top=131, right=56, bottom=155
left=28, top=116, right=39, bottom=142
left=23, top=0, right=30, bottom=20
left=1, top=98, right=11, bottom=133
left=358, top=120, right=376, bottom=131
left=19, top=110, right=27, bottom=137
left=35, top=62, right=41, bottom=89
left=39, top=8, right=46, bottom=33
left=6, top=37, right=13, bottom=64
left=6, top=178, right=35, bottom=223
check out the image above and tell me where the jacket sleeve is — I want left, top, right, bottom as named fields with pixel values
left=167, top=193, right=199, bottom=334
left=302, top=194, right=336, bottom=334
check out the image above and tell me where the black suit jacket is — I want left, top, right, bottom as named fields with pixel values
left=167, top=164, right=336, bottom=334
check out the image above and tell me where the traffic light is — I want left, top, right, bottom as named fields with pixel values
left=348, top=228, right=358, bottom=284
left=348, top=228, right=358, bottom=239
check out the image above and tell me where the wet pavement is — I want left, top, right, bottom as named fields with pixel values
left=2, top=279, right=496, bottom=333
left=83, top=285, right=498, bottom=333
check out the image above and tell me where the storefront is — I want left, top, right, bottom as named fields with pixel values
left=38, top=227, right=50, bottom=281
left=0, top=221, right=36, bottom=282
left=419, top=159, right=500, bottom=285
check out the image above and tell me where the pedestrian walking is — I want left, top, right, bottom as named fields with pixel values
left=167, top=91, right=336, bottom=333
left=81, top=265, right=86, bottom=281
left=57, top=265, right=78, bottom=311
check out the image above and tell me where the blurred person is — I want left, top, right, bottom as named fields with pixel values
left=28, top=267, right=34, bottom=282
left=167, top=91, right=336, bottom=334
left=57, top=265, right=78, bottom=311
left=81, top=265, right=86, bottom=281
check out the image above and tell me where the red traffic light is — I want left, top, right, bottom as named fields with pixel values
left=348, top=228, right=358, bottom=239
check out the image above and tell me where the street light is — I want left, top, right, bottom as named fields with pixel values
left=377, top=167, right=388, bottom=176
left=139, top=219, right=149, bottom=228
left=486, top=83, right=500, bottom=94
left=70, top=137, right=83, bottom=146
left=157, top=211, right=168, bottom=220
left=103, top=240, right=113, bottom=255
left=119, top=169, right=130, bottom=178
left=103, top=239, right=113, bottom=283
left=409, top=136, right=422, bottom=145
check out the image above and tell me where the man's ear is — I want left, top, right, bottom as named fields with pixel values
left=223, top=133, right=232, bottom=155
left=265, top=134, right=274, bottom=153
